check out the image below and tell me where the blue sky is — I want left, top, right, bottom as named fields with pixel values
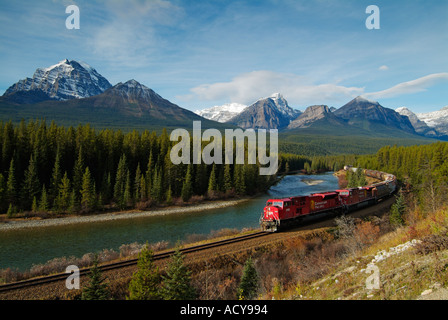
left=0, top=0, right=447, bottom=113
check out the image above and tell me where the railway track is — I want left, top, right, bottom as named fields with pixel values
left=0, top=231, right=270, bottom=294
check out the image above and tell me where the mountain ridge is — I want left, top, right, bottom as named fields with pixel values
left=3, top=59, right=112, bottom=101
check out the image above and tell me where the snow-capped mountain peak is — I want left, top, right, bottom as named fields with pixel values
left=195, top=103, right=248, bottom=123
left=416, top=106, right=448, bottom=135
left=4, top=59, right=112, bottom=100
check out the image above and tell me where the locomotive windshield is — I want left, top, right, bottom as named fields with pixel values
left=266, top=201, right=283, bottom=207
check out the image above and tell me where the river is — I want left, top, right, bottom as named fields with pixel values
left=0, top=172, right=339, bottom=271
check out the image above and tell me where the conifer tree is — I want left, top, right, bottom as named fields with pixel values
left=50, top=149, right=62, bottom=203
left=114, top=154, right=128, bottom=209
left=6, top=159, right=16, bottom=205
left=72, top=147, right=84, bottom=202
left=181, top=164, right=193, bottom=202
left=81, top=167, right=96, bottom=212
left=390, top=192, right=406, bottom=226
left=162, top=248, right=196, bottom=300
left=237, top=257, right=259, bottom=300
left=207, top=164, right=218, bottom=194
left=134, top=163, right=142, bottom=203
left=39, top=185, right=49, bottom=212
left=127, top=244, right=161, bottom=300
left=22, top=153, right=40, bottom=210
left=224, top=164, right=233, bottom=193
left=56, top=172, right=71, bottom=212
left=234, top=165, right=246, bottom=195
left=81, top=255, right=109, bottom=300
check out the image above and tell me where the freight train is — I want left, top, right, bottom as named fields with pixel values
left=259, top=167, right=397, bottom=232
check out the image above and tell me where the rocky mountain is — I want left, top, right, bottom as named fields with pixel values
left=194, top=103, right=248, bottom=123
left=0, top=77, right=229, bottom=131
left=334, top=96, right=416, bottom=133
left=396, top=107, right=439, bottom=137
left=416, top=106, right=448, bottom=136
left=88, top=79, right=207, bottom=121
left=287, top=105, right=343, bottom=129
left=3, top=59, right=112, bottom=101
left=226, top=93, right=301, bottom=130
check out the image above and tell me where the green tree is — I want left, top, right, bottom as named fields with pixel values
left=6, top=159, right=16, bottom=205
left=39, top=185, right=49, bottom=212
left=127, top=244, right=162, bottom=300
left=390, top=192, right=406, bottom=227
left=81, top=255, right=109, bottom=300
left=234, top=165, right=246, bottom=195
left=72, top=147, right=84, bottom=202
left=114, top=154, right=128, bottom=209
left=81, top=167, right=96, bottom=212
left=56, top=172, right=71, bottom=212
left=207, top=164, right=218, bottom=194
left=237, top=257, right=259, bottom=300
left=223, top=164, right=233, bottom=193
left=22, top=153, right=40, bottom=210
left=162, top=248, right=196, bottom=300
left=181, top=164, right=193, bottom=202
left=50, top=149, right=62, bottom=203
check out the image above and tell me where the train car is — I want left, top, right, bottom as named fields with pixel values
left=336, top=186, right=376, bottom=211
left=260, top=167, right=397, bottom=232
left=260, top=191, right=342, bottom=232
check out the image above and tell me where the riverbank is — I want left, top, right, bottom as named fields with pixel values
left=0, top=198, right=251, bottom=232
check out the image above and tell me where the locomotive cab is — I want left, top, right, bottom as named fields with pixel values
left=260, top=199, right=285, bottom=232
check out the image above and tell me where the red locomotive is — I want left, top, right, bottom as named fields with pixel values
left=260, top=167, right=397, bottom=232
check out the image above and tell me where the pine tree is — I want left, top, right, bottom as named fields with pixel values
left=22, top=153, right=40, bottom=210
left=81, top=167, right=96, bottom=213
left=81, top=255, right=109, bottom=300
left=114, top=154, right=128, bottom=209
left=237, top=257, right=259, bottom=300
left=134, top=163, right=142, bottom=203
left=39, top=185, right=49, bottom=212
left=127, top=244, right=162, bottom=300
left=50, top=149, right=62, bottom=203
left=166, top=185, right=173, bottom=205
left=234, top=165, right=246, bottom=195
left=72, top=147, right=84, bottom=202
left=162, top=248, right=196, bottom=300
left=56, top=172, right=71, bottom=212
left=224, top=164, right=233, bottom=193
left=181, top=164, right=193, bottom=202
left=6, top=159, right=16, bottom=205
left=207, top=164, right=218, bottom=193
left=390, top=192, right=406, bottom=226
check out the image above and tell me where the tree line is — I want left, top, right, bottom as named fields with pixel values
left=0, top=120, right=306, bottom=216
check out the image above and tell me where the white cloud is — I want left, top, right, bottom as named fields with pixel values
left=365, top=73, right=448, bottom=99
left=379, top=65, right=389, bottom=71
left=181, top=70, right=364, bottom=107
left=89, top=0, right=183, bottom=66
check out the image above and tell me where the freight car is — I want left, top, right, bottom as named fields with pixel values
left=260, top=167, right=396, bottom=232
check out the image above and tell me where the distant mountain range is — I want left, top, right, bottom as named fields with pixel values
left=396, top=106, right=448, bottom=137
left=225, top=93, right=301, bottom=130
left=197, top=94, right=447, bottom=140
left=1, top=60, right=446, bottom=140
left=0, top=60, right=228, bottom=131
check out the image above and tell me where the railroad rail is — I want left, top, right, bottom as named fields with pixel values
left=0, top=231, right=270, bottom=293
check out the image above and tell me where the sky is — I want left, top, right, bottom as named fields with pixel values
left=0, top=0, right=447, bottom=113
